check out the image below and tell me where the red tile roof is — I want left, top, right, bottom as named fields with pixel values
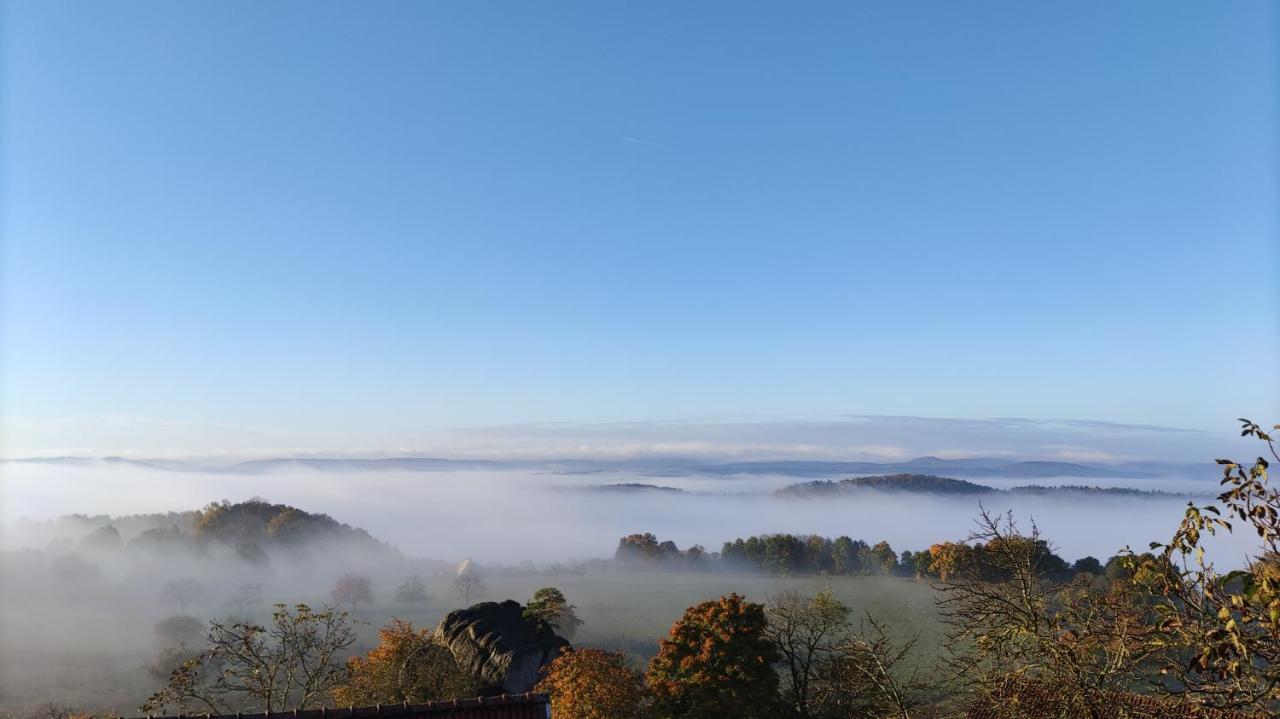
left=137, top=695, right=550, bottom=719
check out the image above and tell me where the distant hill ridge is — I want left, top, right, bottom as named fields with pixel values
left=572, top=483, right=687, bottom=494
left=777, top=473, right=989, bottom=497
left=706, top=458, right=1153, bottom=479
left=776, top=473, right=1199, bottom=498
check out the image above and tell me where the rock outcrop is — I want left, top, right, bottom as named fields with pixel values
left=433, top=599, right=569, bottom=693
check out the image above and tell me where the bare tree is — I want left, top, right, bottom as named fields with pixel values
left=764, top=589, right=851, bottom=717
left=452, top=561, right=486, bottom=605
left=395, top=575, right=431, bottom=611
left=937, top=509, right=1157, bottom=719
left=816, top=613, right=932, bottom=719
left=142, top=603, right=357, bottom=714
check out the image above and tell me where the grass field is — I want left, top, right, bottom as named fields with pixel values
left=382, top=571, right=946, bottom=666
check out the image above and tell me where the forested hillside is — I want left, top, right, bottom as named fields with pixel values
left=776, top=472, right=1195, bottom=498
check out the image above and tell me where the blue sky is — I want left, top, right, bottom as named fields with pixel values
left=1, top=1, right=1277, bottom=458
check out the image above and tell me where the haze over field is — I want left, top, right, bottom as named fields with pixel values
left=0, top=451, right=1251, bottom=565
left=0, top=458, right=1257, bottom=715
left=1, top=1, right=1278, bottom=716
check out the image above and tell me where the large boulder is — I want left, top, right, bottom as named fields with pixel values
left=433, top=599, right=569, bottom=693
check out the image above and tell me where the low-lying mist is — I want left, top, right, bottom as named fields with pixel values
left=0, top=461, right=1241, bottom=564
left=0, top=461, right=1255, bottom=715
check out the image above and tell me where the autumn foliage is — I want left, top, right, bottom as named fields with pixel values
left=645, top=593, right=781, bottom=719
left=927, top=541, right=973, bottom=582
left=535, top=649, right=651, bottom=719
left=332, top=620, right=483, bottom=705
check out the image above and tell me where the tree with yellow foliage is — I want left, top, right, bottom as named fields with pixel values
left=535, top=649, right=651, bottom=719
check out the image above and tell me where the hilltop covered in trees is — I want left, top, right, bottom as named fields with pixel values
left=14, top=499, right=397, bottom=562
left=777, top=473, right=990, bottom=496
left=188, top=499, right=393, bottom=556
left=775, top=472, right=1196, bottom=498
left=567, top=483, right=688, bottom=495
left=6, top=501, right=404, bottom=578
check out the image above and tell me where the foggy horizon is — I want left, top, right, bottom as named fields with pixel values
left=0, top=413, right=1251, bottom=464
left=1, top=1, right=1277, bottom=716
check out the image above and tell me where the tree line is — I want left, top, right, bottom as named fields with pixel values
left=616, top=529, right=1116, bottom=582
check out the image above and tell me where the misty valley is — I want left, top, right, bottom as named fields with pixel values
left=0, top=454, right=1266, bottom=718
left=4, top=0, right=1275, bottom=715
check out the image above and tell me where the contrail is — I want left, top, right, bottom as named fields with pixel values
left=623, top=136, right=662, bottom=148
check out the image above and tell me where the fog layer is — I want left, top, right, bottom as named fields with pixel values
left=0, top=463, right=1238, bottom=563
left=0, top=461, right=1258, bottom=716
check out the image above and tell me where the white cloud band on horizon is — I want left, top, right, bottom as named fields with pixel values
left=0, top=413, right=1244, bottom=465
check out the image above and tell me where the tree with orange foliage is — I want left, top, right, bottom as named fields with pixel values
left=926, top=541, right=972, bottom=582
left=535, top=649, right=651, bottom=719
left=645, top=593, right=781, bottom=719
left=332, top=620, right=484, bottom=705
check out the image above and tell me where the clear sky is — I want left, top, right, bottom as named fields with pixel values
left=1, top=1, right=1277, bottom=458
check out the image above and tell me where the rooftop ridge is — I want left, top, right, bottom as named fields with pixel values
left=132, top=694, right=550, bottom=719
